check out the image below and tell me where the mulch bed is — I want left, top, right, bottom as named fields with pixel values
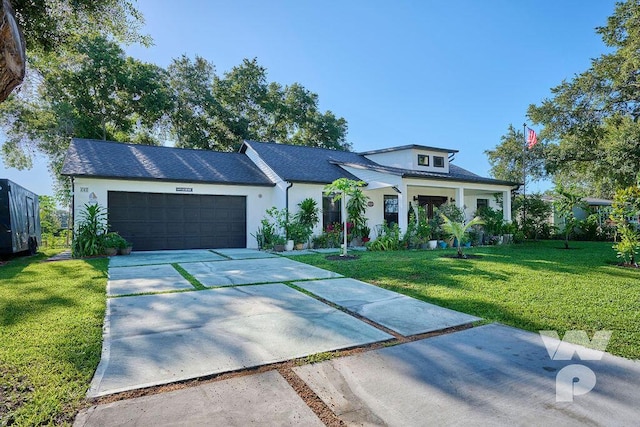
left=439, top=254, right=483, bottom=260
left=325, top=255, right=360, bottom=261
left=617, top=263, right=640, bottom=269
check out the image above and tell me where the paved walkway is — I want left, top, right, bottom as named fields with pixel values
left=76, top=249, right=640, bottom=426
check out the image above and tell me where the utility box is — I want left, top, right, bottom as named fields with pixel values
left=0, top=179, right=41, bottom=254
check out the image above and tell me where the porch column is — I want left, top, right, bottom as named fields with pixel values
left=503, top=189, right=512, bottom=222
left=455, top=187, right=465, bottom=219
left=398, top=182, right=408, bottom=234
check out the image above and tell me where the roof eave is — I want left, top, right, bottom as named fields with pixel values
left=63, top=174, right=276, bottom=187
left=403, top=173, right=520, bottom=186
left=360, top=144, right=459, bottom=155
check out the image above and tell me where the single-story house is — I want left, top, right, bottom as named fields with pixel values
left=542, top=195, right=613, bottom=229
left=61, top=138, right=519, bottom=250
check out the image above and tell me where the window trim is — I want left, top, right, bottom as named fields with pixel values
left=322, top=195, right=341, bottom=230
left=383, top=194, right=399, bottom=226
left=476, top=198, right=489, bottom=211
left=417, top=154, right=429, bottom=166
left=433, top=156, right=445, bottom=168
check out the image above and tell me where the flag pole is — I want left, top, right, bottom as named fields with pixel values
left=522, top=122, right=527, bottom=226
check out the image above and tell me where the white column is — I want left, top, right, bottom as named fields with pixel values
left=503, top=190, right=512, bottom=222
left=455, top=187, right=465, bottom=219
left=398, top=183, right=409, bottom=234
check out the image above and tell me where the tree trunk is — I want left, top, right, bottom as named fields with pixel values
left=0, top=0, right=26, bottom=102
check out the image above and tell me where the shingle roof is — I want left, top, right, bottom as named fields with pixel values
left=241, top=140, right=374, bottom=184
left=243, top=140, right=517, bottom=187
left=61, top=139, right=275, bottom=186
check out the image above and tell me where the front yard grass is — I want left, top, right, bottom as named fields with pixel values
left=0, top=251, right=108, bottom=425
left=296, top=240, right=640, bottom=360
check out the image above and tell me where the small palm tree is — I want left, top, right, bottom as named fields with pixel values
left=441, top=214, right=485, bottom=258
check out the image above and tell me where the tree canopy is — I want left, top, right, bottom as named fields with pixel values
left=1, top=45, right=350, bottom=201
left=0, top=35, right=172, bottom=199
left=11, top=0, right=148, bottom=53
left=168, top=57, right=349, bottom=152
left=485, top=124, right=545, bottom=183
left=486, top=1, right=640, bottom=197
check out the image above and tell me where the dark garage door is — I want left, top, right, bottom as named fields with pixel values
left=108, top=191, right=246, bottom=250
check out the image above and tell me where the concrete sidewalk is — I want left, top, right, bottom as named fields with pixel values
left=78, top=323, right=640, bottom=426
left=294, top=323, right=640, bottom=425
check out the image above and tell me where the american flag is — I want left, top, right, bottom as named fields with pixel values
left=527, top=128, right=538, bottom=149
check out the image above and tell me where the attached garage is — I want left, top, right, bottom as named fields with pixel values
left=61, top=139, right=276, bottom=250
left=108, top=192, right=246, bottom=250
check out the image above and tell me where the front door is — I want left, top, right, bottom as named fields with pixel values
left=417, top=196, right=448, bottom=219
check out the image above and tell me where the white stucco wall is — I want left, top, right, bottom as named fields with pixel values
left=72, top=177, right=276, bottom=248
left=364, top=148, right=450, bottom=173
left=287, top=183, right=325, bottom=236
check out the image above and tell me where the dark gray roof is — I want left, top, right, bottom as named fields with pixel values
left=360, top=144, right=458, bottom=155
left=61, top=139, right=275, bottom=186
left=241, top=140, right=374, bottom=184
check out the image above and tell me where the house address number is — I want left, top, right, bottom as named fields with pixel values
left=176, top=187, right=193, bottom=192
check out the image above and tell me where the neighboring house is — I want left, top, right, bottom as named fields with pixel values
left=542, top=196, right=613, bottom=229
left=62, top=138, right=519, bottom=250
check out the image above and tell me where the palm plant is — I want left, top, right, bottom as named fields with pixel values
left=441, top=214, right=485, bottom=258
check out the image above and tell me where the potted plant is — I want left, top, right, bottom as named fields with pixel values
left=361, top=226, right=371, bottom=244
left=103, top=232, right=128, bottom=256
left=502, top=222, right=517, bottom=245
left=118, top=239, right=133, bottom=255
left=295, top=198, right=320, bottom=248
left=289, top=222, right=312, bottom=250
left=415, top=206, right=432, bottom=249
left=273, top=236, right=286, bottom=252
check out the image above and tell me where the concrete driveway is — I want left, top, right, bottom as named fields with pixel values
left=77, top=249, right=640, bottom=426
left=88, top=249, right=477, bottom=397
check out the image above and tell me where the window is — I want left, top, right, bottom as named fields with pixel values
left=433, top=156, right=445, bottom=168
left=417, top=154, right=429, bottom=166
left=384, top=195, right=399, bottom=225
left=322, top=195, right=341, bottom=229
left=477, top=198, right=489, bottom=211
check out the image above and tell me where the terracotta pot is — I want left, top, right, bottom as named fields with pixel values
left=105, top=247, right=118, bottom=256
left=119, top=246, right=133, bottom=255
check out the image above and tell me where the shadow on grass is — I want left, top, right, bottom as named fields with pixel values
left=0, top=255, right=108, bottom=424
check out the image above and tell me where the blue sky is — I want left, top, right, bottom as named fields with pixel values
left=1, top=0, right=617, bottom=197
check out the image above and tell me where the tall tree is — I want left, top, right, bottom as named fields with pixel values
left=527, top=0, right=640, bottom=196
left=168, top=56, right=350, bottom=152
left=0, top=35, right=173, bottom=199
left=485, top=124, right=546, bottom=183
left=38, top=195, right=60, bottom=235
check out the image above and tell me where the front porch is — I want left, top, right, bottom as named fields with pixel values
left=362, top=181, right=513, bottom=238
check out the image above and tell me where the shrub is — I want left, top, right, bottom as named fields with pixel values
left=72, top=203, right=107, bottom=258
left=367, top=222, right=400, bottom=251
left=613, top=225, right=639, bottom=266
left=103, top=232, right=128, bottom=249
left=511, top=193, right=553, bottom=240
left=477, top=206, right=505, bottom=242
left=295, top=198, right=320, bottom=230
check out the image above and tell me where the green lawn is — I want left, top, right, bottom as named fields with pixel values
left=295, top=241, right=640, bottom=360
left=0, top=251, right=108, bottom=426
